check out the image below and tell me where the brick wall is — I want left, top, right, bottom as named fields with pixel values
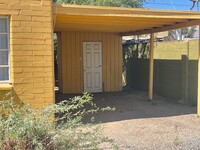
left=0, top=0, right=54, bottom=108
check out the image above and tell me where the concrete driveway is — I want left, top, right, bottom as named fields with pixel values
left=56, top=89, right=200, bottom=149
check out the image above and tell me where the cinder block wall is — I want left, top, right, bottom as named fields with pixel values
left=155, top=40, right=198, bottom=105
left=154, top=40, right=198, bottom=60
left=0, top=0, right=54, bottom=108
left=127, top=40, right=198, bottom=105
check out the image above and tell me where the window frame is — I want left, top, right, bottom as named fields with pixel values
left=0, top=16, right=10, bottom=83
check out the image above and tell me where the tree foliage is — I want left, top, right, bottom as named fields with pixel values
left=168, top=26, right=197, bottom=41
left=181, top=26, right=197, bottom=38
left=54, top=0, right=145, bottom=8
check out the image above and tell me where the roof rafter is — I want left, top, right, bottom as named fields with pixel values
left=120, top=19, right=200, bottom=36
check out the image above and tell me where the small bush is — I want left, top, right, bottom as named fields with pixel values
left=0, top=92, right=117, bottom=150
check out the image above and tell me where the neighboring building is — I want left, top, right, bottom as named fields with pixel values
left=1, top=1, right=200, bottom=111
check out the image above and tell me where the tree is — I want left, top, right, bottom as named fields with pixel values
left=168, top=26, right=197, bottom=41
left=54, top=0, right=145, bottom=8
left=182, top=26, right=197, bottom=38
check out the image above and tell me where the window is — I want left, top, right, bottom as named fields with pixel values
left=0, top=17, right=9, bottom=82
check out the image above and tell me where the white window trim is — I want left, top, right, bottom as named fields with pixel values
left=0, top=16, right=10, bottom=83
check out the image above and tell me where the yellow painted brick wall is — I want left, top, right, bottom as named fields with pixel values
left=0, top=0, right=54, bottom=108
left=154, top=40, right=198, bottom=60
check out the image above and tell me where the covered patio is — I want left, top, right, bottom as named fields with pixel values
left=53, top=4, right=200, bottom=115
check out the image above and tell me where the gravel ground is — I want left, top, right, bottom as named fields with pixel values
left=56, top=89, right=200, bottom=149
left=102, top=115, right=200, bottom=150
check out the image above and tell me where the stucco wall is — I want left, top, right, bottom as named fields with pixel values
left=0, top=0, right=54, bottom=108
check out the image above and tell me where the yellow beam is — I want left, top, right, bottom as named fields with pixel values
left=54, top=26, right=133, bottom=32
left=56, top=14, right=188, bottom=24
left=120, top=20, right=200, bottom=36
left=55, top=22, right=158, bottom=29
left=149, top=33, right=154, bottom=101
left=53, top=4, right=200, bottom=19
left=55, top=20, right=174, bottom=28
left=198, top=25, right=200, bottom=115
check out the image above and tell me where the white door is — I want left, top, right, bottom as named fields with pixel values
left=83, top=42, right=102, bottom=93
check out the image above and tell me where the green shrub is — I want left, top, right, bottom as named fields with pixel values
left=0, top=92, right=117, bottom=150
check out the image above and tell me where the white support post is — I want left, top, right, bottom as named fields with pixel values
left=149, top=33, right=154, bottom=101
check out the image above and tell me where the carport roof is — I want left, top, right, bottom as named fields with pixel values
left=53, top=4, right=200, bottom=36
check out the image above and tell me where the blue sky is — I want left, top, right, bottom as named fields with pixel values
left=144, top=0, right=198, bottom=11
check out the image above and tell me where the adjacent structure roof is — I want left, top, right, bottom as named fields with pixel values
left=53, top=4, right=200, bottom=36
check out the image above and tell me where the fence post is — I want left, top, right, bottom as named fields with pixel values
left=181, top=55, right=189, bottom=104
left=198, top=25, right=200, bottom=115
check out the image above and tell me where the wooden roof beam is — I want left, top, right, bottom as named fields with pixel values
left=54, top=4, right=200, bottom=18
left=120, top=19, right=200, bottom=36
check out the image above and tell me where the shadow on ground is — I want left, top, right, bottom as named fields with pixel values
left=56, top=89, right=196, bottom=123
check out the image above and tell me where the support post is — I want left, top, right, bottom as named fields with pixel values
left=149, top=33, right=154, bottom=101
left=198, top=25, right=200, bottom=115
